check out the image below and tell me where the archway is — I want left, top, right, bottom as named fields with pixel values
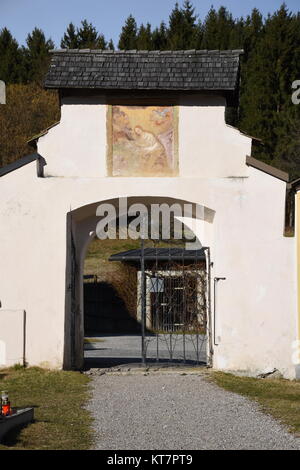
left=63, top=196, right=215, bottom=370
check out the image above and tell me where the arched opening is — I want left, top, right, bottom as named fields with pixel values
left=64, top=196, right=215, bottom=370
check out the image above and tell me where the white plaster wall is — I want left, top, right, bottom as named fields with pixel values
left=0, top=163, right=67, bottom=369
left=210, top=168, right=297, bottom=378
left=37, top=95, right=251, bottom=178
left=0, top=91, right=296, bottom=376
left=0, top=160, right=296, bottom=376
left=39, top=96, right=107, bottom=177
left=0, top=310, right=25, bottom=367
left=178, top=96, right=251, bottom=177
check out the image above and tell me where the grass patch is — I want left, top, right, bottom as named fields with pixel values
left=0, top=367, right=92, bottom=450
left=84, top=237, right=184, bottom=277
left=210, top=371, right=300, bottom=436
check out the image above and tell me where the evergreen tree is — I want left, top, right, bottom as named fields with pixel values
left=182, top=0, right=198, bottom=48
left=167, top=1, right=198, bottom=50
left=273, top=106, right=300, bottom=178
left=61, top=21, right=107, bottom=49
left=202, top=6, right=235, bottom=49
left=265, top=4, right=295, bottom=112
left=193, top=20, right=203, bottom=49
left=137, top=23, right=153, bottom=50
left=76, top=19, right=106, bottom=49
left=236, top=9, right=263, bottom=138
left=239, top=4, right=298, bottom=168
left=243, top=9, right=263, bottom=59
left=228, top=17, right=245, bottom=50
left=216, top=6, right=235, bottom=49
left=60, top=23, right=79, bottom=49
left=271, top=5, right=300, bottom=177
left=152, top=22, right=168, bottom=50
left=77, top=19, right=98, bottom=48
left=201, top=7, right=219, bottom=49
left=239, top=37, right=278, bottom=162
left=25, top=28, right=54, bottom=84
left=97, top=34, right=107, bottom=49
left=0, top=28, right=25, bottom=83
left=108, top=39, right=115, bottom=50
left=118, top=15, right=138, bottom=50
left=167, top=2, right=186, bottom=49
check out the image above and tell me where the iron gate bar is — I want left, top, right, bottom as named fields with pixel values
left=205, top=247, right=213, bottom=367
left=141, top=236, right=146, bottom=366
left=139, top=241, right=210, bottom=366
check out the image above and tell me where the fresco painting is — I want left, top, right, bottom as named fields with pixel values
left=109, top=105, right=178, bottom=177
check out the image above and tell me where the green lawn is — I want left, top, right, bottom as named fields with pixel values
left=211, top=371, right=300, bottom=437
left=84, top=236, right=185, bottom=276
left=0, top=367, right=92, bottom=450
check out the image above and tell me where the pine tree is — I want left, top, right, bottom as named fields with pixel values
left=118, top=15, right=138, bottom=50
left=25, top=28, right=54, bottom=84
left=61, top=21, right=107, bottom=49
left=97, top=34, right=107, bottom=49
left=167, top=2, right=186, bottom=49
left=270, top=5, right=300, bottom=176
left=273, top=106, right=300, bottom=178
left=137, top=23, right=153, bottom=50
left=228, top=17, right=245, bottom=50
left=167, top=1, right=198, bottom=50
left=108, top=39, right=115, bottom=50
left=76, top=20, right=106, bottom=49
left=193, top=20, right=203, bottom=49
left=202, top=6, right=236, bottom=50
left=216, top=7, right=235, bottom=49
left=239, top=38, right=278, bottom=163
left=60, top=23, right=79, bottom=49
left=265, top=4, right=295, bottom=113
left=181, top=0, right=198, bottom=48
left=201, top=7, right=219, bottom=49
left=152, top=22, right=168, bottom=50
left=243, top=9, right=263, bottom=59
left=0, top=28, right=25, bottom=83
left=239, top=4, right=297, bottom=168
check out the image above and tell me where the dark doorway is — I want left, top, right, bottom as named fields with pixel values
left=84, top=277, right=141, bottom=335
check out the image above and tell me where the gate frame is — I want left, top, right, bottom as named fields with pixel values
left=139, top=244, right=213, bottom=367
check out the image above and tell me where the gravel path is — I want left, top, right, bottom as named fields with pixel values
left=87, top=372, right=300, bottom=450
left=85, top=335, right=207, bottom=368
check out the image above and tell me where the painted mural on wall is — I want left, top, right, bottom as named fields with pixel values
left=108, top=105, right=178, bottom=177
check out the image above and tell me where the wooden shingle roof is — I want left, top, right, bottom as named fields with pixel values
left=109, top=248, right=206, bottom=262
left=44, top=49, right=243, bottom=92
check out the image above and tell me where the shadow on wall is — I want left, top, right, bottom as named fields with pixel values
left=84, top=281, right=142, bottom=335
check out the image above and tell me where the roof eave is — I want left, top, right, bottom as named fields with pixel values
left=246, top=156, right=289, bottom=182
left=0, top=153, right=45, bottom=178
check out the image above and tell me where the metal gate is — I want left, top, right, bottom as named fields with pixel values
left=139, top=241, right=212, bottom=366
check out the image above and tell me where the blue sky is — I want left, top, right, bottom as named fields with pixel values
left=1, top=0, right=299, bottom=48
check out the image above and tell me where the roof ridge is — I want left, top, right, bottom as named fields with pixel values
left=49, top=48, right=244, bottom=55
